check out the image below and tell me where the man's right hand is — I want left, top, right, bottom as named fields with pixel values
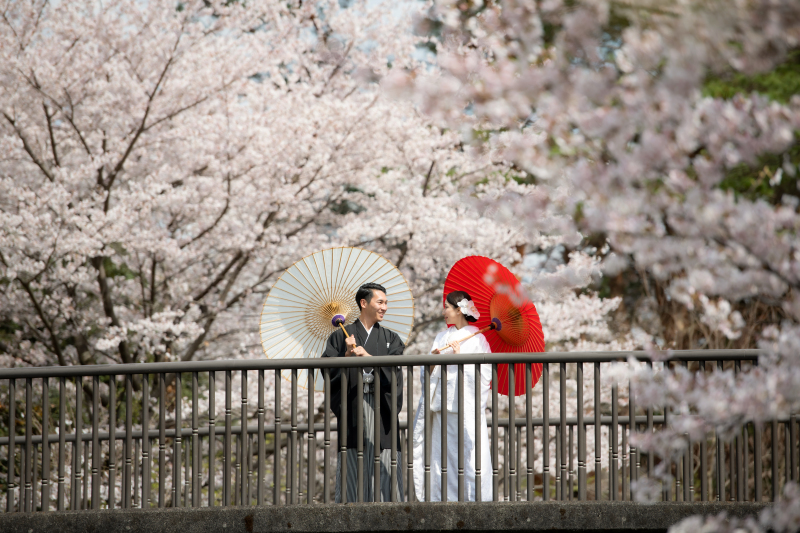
left=345, top=335, right=357, bottom=356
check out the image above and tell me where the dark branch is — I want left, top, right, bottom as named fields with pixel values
left=2, top=111, right=55, bottom=182
left=17, top=277, right=67, bottom=366
left=91, top=256, right=133, bottom=364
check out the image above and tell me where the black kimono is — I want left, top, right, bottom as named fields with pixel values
left=322, top=320, right=405, bottom=501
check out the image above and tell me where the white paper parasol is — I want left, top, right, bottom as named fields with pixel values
left=259, top=247, right=414, bottom=391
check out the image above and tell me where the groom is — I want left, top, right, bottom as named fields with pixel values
left=322, top=282, right=405, bottom=502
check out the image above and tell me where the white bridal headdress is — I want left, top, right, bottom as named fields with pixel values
left=457, top=299, right=480, bottom=319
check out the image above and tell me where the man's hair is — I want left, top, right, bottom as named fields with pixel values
left=445, top=290, right=478, bottom=323
left=355, top=282, right=387, bottom=310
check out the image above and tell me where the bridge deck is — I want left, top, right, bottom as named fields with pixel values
left=0, top=501, right=770, bottom=533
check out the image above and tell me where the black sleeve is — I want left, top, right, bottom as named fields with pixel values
left=388, top=331, right=405, bottom=412
left=322, top=330, right=346, bottom=417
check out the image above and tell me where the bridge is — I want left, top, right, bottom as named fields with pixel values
left=0, top=350, right=793, bottom=531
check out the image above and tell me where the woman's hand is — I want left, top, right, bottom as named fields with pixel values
left=445, top=341, right=460, bottom=354
left=432, top=341, right=460, bottom=354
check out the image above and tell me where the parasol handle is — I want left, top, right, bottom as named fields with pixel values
left=432, top=318, right=501, bottom=354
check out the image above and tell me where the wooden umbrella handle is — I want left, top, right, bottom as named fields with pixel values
left=339, top=323, right=351, bottom=338
left=432, top=323, right=494, bottom=354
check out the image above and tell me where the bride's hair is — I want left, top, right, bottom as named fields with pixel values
left=445, top=291, right=478, bottom=323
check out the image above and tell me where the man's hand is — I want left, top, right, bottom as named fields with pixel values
left=345, top=335, right=357, bottom=357
left=352, top=346, right=371, bottom=357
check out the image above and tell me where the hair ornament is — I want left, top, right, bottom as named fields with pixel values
left=457, top=299, right=480, bottom=319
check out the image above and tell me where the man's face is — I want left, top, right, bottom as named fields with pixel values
left=360, top=290, right=388, bottom=322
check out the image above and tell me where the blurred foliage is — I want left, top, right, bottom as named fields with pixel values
left=704, top=50, right=800, bottom=104
left=705, top=50, right=800, bottom=203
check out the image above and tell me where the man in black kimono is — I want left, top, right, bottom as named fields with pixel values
left=322, top=282, right=405, bottom=502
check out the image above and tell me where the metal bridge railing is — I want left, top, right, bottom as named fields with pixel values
left=0, top=349, right=794, bottom=512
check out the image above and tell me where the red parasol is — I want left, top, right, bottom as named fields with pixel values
left=443, top=256, right=544, bottom=396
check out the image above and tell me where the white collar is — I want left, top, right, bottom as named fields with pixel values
left=358, top=319, right=374, bottom=339
left=447, top=324, right=478, bottom=339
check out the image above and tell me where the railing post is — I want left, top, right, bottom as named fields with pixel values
left=306, top=372, right=314, bottom=504
left=525, top=363, right=533, bottom=502
left=241, top=370, right=249, bottom=506
left=134, top=437, right=141, bottom=508
left=225, top=370, right=232, bottom=506
left=577, top=362, right=585, bottom=501
left=374, top=363, right=381, bottom=502
left=716, top=360, right=724, bottom=501
left=390, top=364, right=398, bottom=502
left=339, top=368, right=348, bottom=503
left=771, top=419, right=778, bottom=501
left=517, top=425, right=523, bottom=501
left=492, top=363, right=499, bottom=502
left=621, top=422, right=626, bottom=501
left=141, top=375, right=151, bottom=508
left=543, top=362, right=550, bottom=501
left=323, top=368, right=331, bottom=503
left=124, top=374, right=132, bottom=508
left=423, top=364, right=431, bottom=502
left=457, top=364, right=464, bottom=502
left=734, top=360, right=743, bottom=502
left=508, top=363, right=516, bottom=502
left=41, top=377, right=51, bottom=512
left=440, top=364, right=447, bottom=502
left=407, top=365, right=414, bottom=502
left=628, top=376, right=636, bottom=501
left=555, top=423, right=561, bottom=500
left=258, top=370, right=265, bottom=506
left=594, top=362, right=601, bottom=500
left=569, top=424, right=574, bottom=500
left=273, top=369, right=281, bottom=506
left=754, top=421, right=762, bottom=501
left=192, top=372, right=200, bottom=507
left=611, top=382, right=618, bottom=501
left=32, top=442, right=39, bottom=512
left=91, top=375, right=100, bottom=509
left=57, top=376, right=66, bottom=511
left=791, top=412, right=798, bottom=484
left=111, top=388, right=119, bottom=507
left=208, top=371, right=216, bottom=506
left=158, top=373, right=166, bottom=508
left=25, top=378, right=34, bottom=512
left=173, top=372, right=182, bottom=508
left=559, top=361, right=567, bottom=501
left=72, top=376, right=83, bottom=510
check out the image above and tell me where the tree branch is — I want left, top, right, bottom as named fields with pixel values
left=103, top=46, right=178, bottom=212
left=91, top=256, right=133, bottom=364
left=16, top=277, right=67, bottom=366
left=189, top=250, right=244, bottom=306
left=180, top=173, right=231, bottom=249
left=42, top=102, right=60, bottom=167
left=422, top=161, right=435, bottom=197
left=2, top=111, right=55, bottom=182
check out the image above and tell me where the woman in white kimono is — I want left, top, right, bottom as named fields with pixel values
left=411, top=291, right=493, bottom=501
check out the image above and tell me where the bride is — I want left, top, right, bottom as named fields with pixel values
left=411, top=290, right=493, bottom=501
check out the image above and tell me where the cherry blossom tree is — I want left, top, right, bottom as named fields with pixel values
left=390, top=0, right=800, bottom=521
left=0, top=0, right=525, bottom=369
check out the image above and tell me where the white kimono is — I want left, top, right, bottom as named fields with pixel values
left=411, top=325, right=493, bottom=501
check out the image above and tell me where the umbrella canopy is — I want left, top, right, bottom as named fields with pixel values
left=260, top=247, right=414, bottom=391
left=443, top=255, right=544, bottom=396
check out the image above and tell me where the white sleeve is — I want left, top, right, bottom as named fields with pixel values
left=430, top=331, right=446, bottom=353
left=479, top=334, right=492, bottom=354
left=478, top=334, right=493, bottom=384
left=427, top=331, right=447, bottom=381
